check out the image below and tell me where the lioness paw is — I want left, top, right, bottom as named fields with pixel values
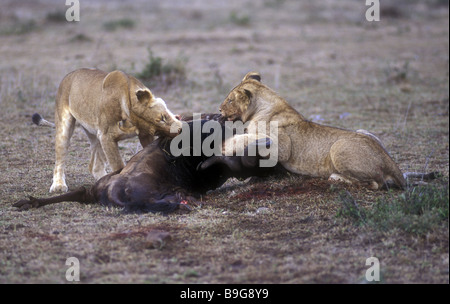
left=49, top=182, right=68, bottom=193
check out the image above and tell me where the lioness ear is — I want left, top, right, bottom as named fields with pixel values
left=243, top=89, right=253, bottom=100
left=242, top=72, right=261, bottom=82
left=136, top=89, right=152, bottom=103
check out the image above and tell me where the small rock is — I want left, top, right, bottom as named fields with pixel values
left=309, top=114, right=324, bottom=122
left=400, top=84, right=413, bottom=93
left=145, top=230, right=172, bottom=249
left=339, top=112, right=351, bottom=120
left=256, top=207, right=270, bottom=214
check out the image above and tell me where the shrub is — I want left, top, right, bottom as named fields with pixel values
left=103, top=18, right=135, bottom=31
left=0, top=20, right=37, bottom=36
left=136, top=49, right=187, bottom=88
left=229, top=11, right=251, bottom=26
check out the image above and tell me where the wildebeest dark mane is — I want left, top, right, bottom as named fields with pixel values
left=156, top=119, right=229, bottom=194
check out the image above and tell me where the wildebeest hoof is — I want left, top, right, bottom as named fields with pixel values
left=13, top=197, right=40, bottom=210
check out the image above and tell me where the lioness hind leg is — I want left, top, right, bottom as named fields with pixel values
left=99, top=135, right=125, bottom=172
left=328, top=173, right=380, bottom=190
left=90, top=145, right=108, bottom=180
left=329, top=139, right=387, bottom=190
left=328, top=173, right=354, bottom=184
left=84, top=129, right=108, bottom=180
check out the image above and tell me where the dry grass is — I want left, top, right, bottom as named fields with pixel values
left=0, top=0, right=448, bottom=284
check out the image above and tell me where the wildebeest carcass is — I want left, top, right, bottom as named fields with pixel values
left=14, top=115, right=277, bottom=214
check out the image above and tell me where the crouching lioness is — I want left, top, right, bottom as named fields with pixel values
left=34, top=68, right=182, bottom=193
left=219, top=72, right=406, bottom=190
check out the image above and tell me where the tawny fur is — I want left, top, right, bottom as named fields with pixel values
left=219, top=72, right=406, bottom=190
left=36, top=68, right=182, bottom=193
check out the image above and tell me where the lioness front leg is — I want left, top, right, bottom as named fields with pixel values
left=222, top=133, right=267, bottom=156
left=50, top=110, right=76, bottom=193
left=98, top=133, right=125, bottom=171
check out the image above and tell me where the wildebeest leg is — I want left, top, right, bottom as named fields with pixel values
left=13, top=187, right=92, bottom=210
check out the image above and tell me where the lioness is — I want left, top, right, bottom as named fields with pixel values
left=219, top=72, right=406, bottom=190
left=34, top=68, right=182, bottom=193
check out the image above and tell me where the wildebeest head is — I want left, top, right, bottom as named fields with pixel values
left=158, top=116, right=277, bottom=194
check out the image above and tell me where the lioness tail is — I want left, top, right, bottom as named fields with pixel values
left=32, top=113, right=55, bottom=128
left=403, top=171, right=440, bottom=181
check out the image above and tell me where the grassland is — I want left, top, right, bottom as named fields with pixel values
left=0, top=0, right=448, bottom=284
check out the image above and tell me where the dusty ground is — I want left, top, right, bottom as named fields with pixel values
left=0, top=0, right=448, bottom=284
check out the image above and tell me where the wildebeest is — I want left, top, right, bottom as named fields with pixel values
left=14, top=115, right=278, bottom=214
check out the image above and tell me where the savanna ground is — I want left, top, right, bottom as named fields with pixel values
left=0, top=0, right=448, bottom=284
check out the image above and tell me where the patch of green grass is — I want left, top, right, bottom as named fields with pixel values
left=0, top=20, right=37, bottom=36
left=264, top=0, right=286, bottom=8
left=229, top=11, right=251, bottom=26
left=103, top=18, right=135, bottom=31
left=385, top=61, right=412, bottom=84
left=336, top=183, right=449, bottom=236
left=136, top=49, right=187, bottom=87
left=69, top=33, right=92, bottom=43
left=183, top=269, right=200, bottom=278
left=136, top=49, right=164, bottom=80
left=335, top=191, right=367, bottom=225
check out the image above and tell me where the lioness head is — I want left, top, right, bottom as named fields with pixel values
left=219, top=72, right=262, bottom=122
left=129, top=89, right=182, bottom=138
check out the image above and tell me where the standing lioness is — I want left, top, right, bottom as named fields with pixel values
left=36, top=68, right=182, bottom=193
left=219, top=72, right=406, bottom=190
